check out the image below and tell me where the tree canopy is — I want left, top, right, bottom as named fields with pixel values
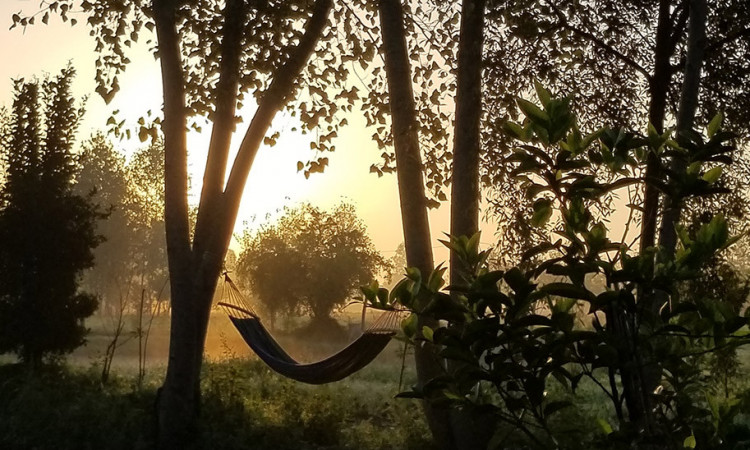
left=236, top=203, right=388, bottom=325
left=74, top=135, right=168, bottom=315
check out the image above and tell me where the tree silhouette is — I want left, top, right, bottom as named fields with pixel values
left=0, top=68, right=101, bottom=366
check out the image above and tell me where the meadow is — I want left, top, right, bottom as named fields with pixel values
left=0, top=307, right=643, bottom=450
left=0, top=307, right=438, bottom=450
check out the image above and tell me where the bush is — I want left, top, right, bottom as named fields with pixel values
left=375, top=87, right=750, bottom=448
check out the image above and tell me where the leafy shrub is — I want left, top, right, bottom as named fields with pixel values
left=371, top=86, right=750, bottom=449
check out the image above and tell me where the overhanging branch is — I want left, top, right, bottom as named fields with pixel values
left=546, top=1, right=652, bottom=82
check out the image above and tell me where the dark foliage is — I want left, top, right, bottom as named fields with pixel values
left=377, top=90, right=750, bottom=449
left=0, top=68, right=102, bottom=364
left=482, top=0, right=750, bottom=265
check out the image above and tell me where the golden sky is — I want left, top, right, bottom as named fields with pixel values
left=0, top=1, right=497, bottom=263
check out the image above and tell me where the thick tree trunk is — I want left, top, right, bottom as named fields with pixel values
left=448, top=2, right=492, bottom=450
left=153, top=0, right=199, bottom=446
left=377, top=1, right=453, bottom=448
left=154, top=1, right=333, bottom=448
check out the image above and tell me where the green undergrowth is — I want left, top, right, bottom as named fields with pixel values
left=0, top=359, right=433, bottom=450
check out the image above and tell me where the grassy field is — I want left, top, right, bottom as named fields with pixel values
left=4, top=308, right=750, bottom=449
left=0, top=308, right=434, bottom=450
left=0, top=357, right=433, bottom=450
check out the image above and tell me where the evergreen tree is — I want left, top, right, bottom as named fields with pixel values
left=0, top=68, right=101, bottom=365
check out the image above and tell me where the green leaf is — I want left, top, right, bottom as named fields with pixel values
left=503, top=121, right=526, bottom=140
left=427, top=266, right=447, bottom=292
left=421, top=326, right=434, bottom=342
left=534, top=81, right=551, bottom=106
left=467, top=232, right=481, bottom=256
left=531, top=199, right=553, bottom=227
left=702, top=166, right=722, bottom=184
left=596, top=418, right=613, bottom=435
left=401, top=313, right=417, bottom=339
left=517, top=98, right=549, bottom=125
left=683, top=435, right=696, bottom=448
left=707, top=112, right=723, bottom=138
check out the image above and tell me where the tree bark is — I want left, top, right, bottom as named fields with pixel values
left=155, top=1, right=333, bottom=448
left=618, top=0, right=688, bottom=436
left=153, top=1, right=195, bottom=447
left=450, top=0, right=484, bottom=273
left=377, top=1, right=453, bottom=448
left=448, top=2, right=492, bottom=450
left=658, top=0, right=707, bottom=256
left=640, top=0, right=677, bottom=253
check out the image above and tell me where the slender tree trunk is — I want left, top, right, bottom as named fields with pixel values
left=640, top=0, right=677, bottom=253
left=377, top=1, right=453, bottom=448
left=450, top=0, right=485, bottom=260
left=616, top=0, right=685, bottom=436
left=658, top=0, right=707, bottom=255
left=448, top=2, right=492, bottom=450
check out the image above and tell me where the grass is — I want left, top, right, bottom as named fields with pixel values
left=8, top=308, right=750, bottom=449
left=0, top=357, right=433, bottom=450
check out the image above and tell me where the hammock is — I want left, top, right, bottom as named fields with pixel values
left=218, top=275, right=401, bottom=384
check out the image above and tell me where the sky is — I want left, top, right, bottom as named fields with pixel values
left=0, top=1, right=496, bottom=263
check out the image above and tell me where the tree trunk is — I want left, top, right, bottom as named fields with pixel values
left=620, top=0, right=687, bottom=436
left=640, top=0, right=678, bottom=253
left=448, top=1, right=491, bottom=450
left=154, top=1, right=333, bottom=448
left=153, top=0, right=195, bottom=444
left=450, top=0, right=485, bottom=261
left=377, top=1, right=453, bottom=448
left=658, top=0, right=707, bottom=256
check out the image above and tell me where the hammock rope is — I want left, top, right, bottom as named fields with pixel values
left=217, top=274, right=403, bottom=384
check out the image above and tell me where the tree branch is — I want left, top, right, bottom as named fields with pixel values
left=153, top=0, right=191, bottom=271
left=546, top=1, right=652, bottom=82
left=193, top=0, right=246, bottom=257
left=213, top=0, right=333, bottom=259
left=668, top=0, right=689, bottom=54
left=706, top=26, right=750, bottom=53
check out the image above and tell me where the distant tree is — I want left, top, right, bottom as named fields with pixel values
left=75, top=134, right=130, bottom=311
left=386, top=242, right=408, bottom=287
left=0, top=68, right=101, bottom=365
left=237, top=203, right=388, bottom=327
left=124, top=140, right=168, bottom=299
left=76, top=136, right=168, bottom=308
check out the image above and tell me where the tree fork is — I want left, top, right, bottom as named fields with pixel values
left=155, top=1, right=333, bottom=448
